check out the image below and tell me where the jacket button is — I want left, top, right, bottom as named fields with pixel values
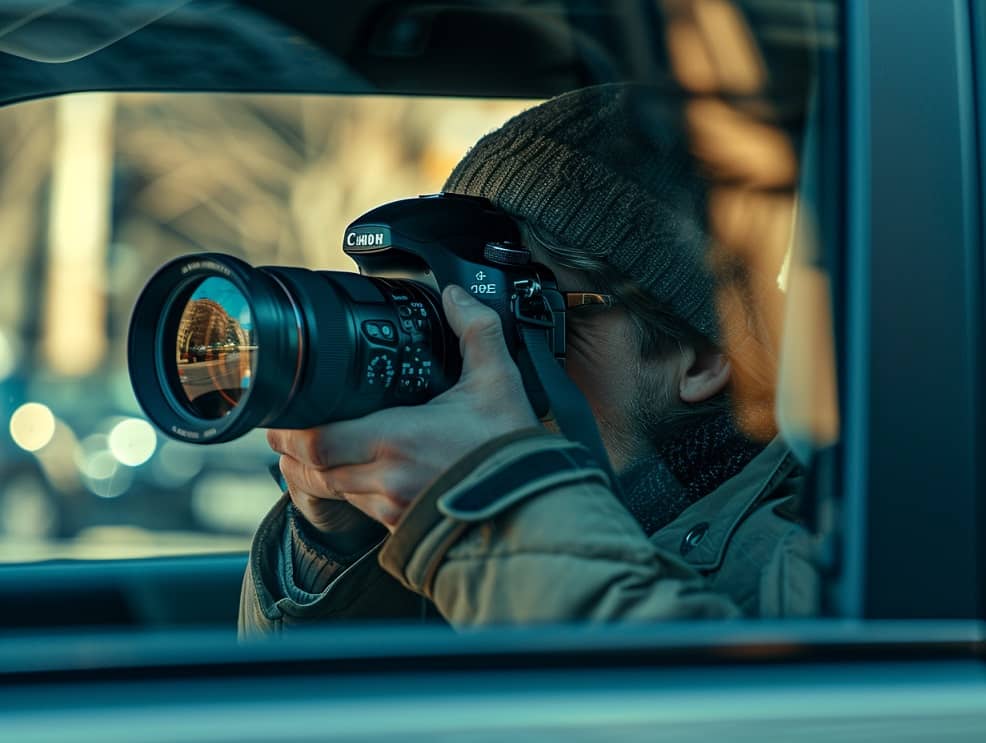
left=680, top=523, right=710, bottom=556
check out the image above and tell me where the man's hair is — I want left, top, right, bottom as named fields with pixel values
left=521, top=220, right=698, bottom=359
left=522, top=220, right=733, bottom=441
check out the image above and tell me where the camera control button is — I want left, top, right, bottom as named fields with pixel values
left=398, top=376, right=426, bottom=395
left=362, top=320, right=397, bottom=345
left=366, top=354, right=395, bottom=388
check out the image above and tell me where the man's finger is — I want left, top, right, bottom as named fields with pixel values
left=278, top=454, right=347, bottom=500
left=267, top=416, right=379, bottom=469
left=442, top=285, right=514, bottom=378
left=283, top=453, right=422, bottom=502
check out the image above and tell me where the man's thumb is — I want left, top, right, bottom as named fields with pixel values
left=442, top=285, right=513, bottom=377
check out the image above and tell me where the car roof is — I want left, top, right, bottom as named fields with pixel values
left=0, top=0, right=817, bottom=106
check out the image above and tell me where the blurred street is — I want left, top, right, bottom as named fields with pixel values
left=0, top=92, right=529, bottom=561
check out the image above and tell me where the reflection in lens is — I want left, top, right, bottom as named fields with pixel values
left=175, top=277, right=257, bottom=419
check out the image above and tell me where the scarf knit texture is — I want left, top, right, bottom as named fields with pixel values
left=618, top=412, right=765, bottom=535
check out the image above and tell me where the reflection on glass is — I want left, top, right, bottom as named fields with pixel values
left=175, top=277, right=257, bottom=419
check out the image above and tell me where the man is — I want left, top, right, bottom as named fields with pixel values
left=239, top=84, right=818, bottom=634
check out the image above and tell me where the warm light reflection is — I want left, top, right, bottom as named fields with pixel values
left=108, top=418, right=157, bottom=467
left=41, top=93, right=115, bottom=376
left=666, top=17, right=718, bottom=93
left=776, top=194, right=840, bottom=450
left=686, top=100, right=798, bottom=188
left=708, top=188, right=796, bottom=268
left=693, top=0, right=766, bottom=94
left=9, top=402, right=56, bottom=452
left=778, top=265, right=840, bottom=447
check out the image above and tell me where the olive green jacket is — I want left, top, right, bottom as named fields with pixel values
left=239, top=430, right=818, bottom=636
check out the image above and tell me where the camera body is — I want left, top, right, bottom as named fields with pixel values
left=128, top=193, right=566, bottom=444
left=342, top=192, right=566, bottom=401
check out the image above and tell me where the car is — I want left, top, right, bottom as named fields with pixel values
left=0, top=0, right=984, bottom=740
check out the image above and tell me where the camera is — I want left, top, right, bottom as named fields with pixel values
left=128, top=193, right=567, bottom=444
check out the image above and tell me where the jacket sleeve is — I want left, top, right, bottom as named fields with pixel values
left=378, top=430, right=740, bottom=625
left=238, top=496, right=426, bottom=638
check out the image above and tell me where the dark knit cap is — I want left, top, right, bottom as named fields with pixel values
left=443, top=84, right=718, bottom=342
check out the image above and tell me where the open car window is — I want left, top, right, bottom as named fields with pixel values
left=0, top=0, right=857, bottom=633
left=0, top=93, right=532, bottom=561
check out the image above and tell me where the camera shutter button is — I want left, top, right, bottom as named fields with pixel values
left=484, top=241, right=531, bottom=266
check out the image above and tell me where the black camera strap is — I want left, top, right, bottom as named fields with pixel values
left=516, top=318, right=622, bottom=498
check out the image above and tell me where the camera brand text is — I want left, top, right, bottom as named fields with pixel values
left=346, top=232, right=386, bottom=247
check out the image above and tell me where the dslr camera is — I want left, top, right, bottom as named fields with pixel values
left=128, top=193, right=568, bottom=444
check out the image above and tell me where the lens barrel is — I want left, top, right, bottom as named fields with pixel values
left=128, top=253, right=449, bottom=444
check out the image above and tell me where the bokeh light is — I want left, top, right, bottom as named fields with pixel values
left=33, top=420, right=81, bottom=493
left=9, top=402, right=56, bottom=452
left=75, top=433, right=133, bottom=498
left=108, top=418, right=157, bottom=466
left=75, top=434, right=114, bottom=479
left=152, top=440, right=205, bottom=486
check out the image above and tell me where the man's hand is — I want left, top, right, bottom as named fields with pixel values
left=268, top=285, right=540, bottom=532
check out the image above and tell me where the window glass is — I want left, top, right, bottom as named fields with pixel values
left=0, top=94, right=530, bottom=560
left=0, top=0, right=842, bottom=630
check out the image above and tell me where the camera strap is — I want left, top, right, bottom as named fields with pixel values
left=516, top=321, right=623, bottom=497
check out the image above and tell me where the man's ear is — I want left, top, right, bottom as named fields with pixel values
left=678, top=347, right=731, bottom=403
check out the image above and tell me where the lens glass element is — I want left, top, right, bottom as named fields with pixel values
left=174, top=277, right=257, bottom=419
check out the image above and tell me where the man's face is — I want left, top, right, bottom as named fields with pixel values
left=528, top=249, right=683, bottom=471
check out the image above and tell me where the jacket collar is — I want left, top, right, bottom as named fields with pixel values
left=650, top=436, right=799, bottom=572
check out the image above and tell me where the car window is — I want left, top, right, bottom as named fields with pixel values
left=0, top=93, right=530, bottom=561
left=0, top=0, right=851, bottom=631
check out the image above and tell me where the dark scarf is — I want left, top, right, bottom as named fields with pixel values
left=618, top=412, right=766, bottom=535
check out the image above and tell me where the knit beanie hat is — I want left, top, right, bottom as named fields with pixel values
left=443, top=83, right=718, bottom=342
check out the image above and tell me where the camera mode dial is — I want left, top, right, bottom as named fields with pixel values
left=366, top=354, right=395, bottom=388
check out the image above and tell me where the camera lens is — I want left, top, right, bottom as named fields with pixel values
left=175, top=277, right=257, bottom=420
left=128, top=253, right=452, bottom=444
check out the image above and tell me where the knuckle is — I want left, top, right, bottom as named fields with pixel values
left=382, top=473, right=415, bottom=509
left=301, top=430, right=327, bottom=468
left=377, top=504, right=402, bottom=529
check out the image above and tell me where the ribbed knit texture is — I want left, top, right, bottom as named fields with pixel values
left=281, top=504, right=384, bottom=598
left=618, top=411, right=765, bottom=535
left=444, top=83, right=719, bottom=342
